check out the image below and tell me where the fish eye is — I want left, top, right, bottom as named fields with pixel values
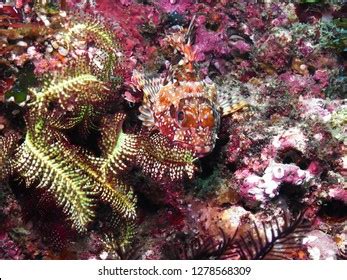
left=177, top=111, right=185, bottom=122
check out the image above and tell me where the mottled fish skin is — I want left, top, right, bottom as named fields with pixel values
left=132, top=72, right=222, bottom=157
left=132, top=23, right=247, bottom=157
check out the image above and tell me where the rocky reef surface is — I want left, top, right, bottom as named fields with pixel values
left=0, top=0, right=346, bottom=260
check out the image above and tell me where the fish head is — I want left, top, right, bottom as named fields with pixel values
left=173, top=96, right=220, bottom=156
left=135, top=73, right=221, bottom=157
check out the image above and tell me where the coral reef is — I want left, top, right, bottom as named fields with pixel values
left=0, top=0, right=346, bottom=260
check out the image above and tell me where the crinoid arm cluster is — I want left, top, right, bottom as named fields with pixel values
left=0, top=133, right=19, bottom=182
left=0, top=5, right=197, bottom=257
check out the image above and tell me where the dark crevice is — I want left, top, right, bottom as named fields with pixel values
left=199, top=138, right=227, bottom=179
left=277, top=148, right=311, bottom=170
left=226, top=162, right=238, bottom=173
left=278, top=182, right=307, bottom=213
left=318, top=199, right=347, bottom=220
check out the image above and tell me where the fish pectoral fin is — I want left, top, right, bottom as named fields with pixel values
left=138, top=104, right=155, bottom=127
left=131, top=70, right=147, bottom=92
left=131, top=70, right=163, bottom=103
left=218, top=90, right=248, bottom=117
left=221, top=100, right=249, bottom=116
left=143, top=78, right=163, bottom=103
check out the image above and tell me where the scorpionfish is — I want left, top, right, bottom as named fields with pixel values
left=132, top=23, right=246, bottom=157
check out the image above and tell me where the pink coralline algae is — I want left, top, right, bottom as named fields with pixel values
left=158, top=0, right=195, bottom=13
left=303, top=230, right=339, bottom=260
left=329, top=187, right=347, bottom=205
left=272, top=127, right=309, bottom=153
left=280, top=72, right=331, bottom=97
left=298, top=97, right=334, bottom=122
left=297, top=38, right=315, bottom=57
left=0, top=0, right=346, bottom=260
left=193, top=26, right=232, bottom=62
left=0, top=233, right=23, bottom=260
left=241, top=162, right=313, bottom=204
left=255, top=35, right=291, bottom=72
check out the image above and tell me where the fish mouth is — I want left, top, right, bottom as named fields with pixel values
left=195, top=145, right=213, bottom=157
left=172, top=128, right=216, bottom=157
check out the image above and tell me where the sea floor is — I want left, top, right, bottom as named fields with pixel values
left=0, top=0, right=346, bottom=260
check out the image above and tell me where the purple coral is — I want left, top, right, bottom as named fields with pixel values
left=158, top=0, right=194, bottom=13
left=240, top=162, right=313, bottom=204
left=303, top=230, right=339, bottom=260
left=0, top=233, right=23, bottom=260
left=0, top=0, right=345, bottom=261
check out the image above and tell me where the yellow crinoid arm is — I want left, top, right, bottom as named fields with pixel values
left=0, top=133, right=19, bottom=181
left=28, top=60, right=109, bottom=112
left=136, top=132, right=197, bottom=182
left=14, top=121, right=96, bottom=232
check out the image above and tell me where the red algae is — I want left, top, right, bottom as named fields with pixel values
left=0, top=0, right=345, bottom=260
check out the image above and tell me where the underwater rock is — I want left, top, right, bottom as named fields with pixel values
left=303, top=230, right=339, bottom=260
left=241, top=161, right=313, bottom=204
left=0, top=0, right=345, bottom=260
left=0, top=233, right=23, bottom=260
